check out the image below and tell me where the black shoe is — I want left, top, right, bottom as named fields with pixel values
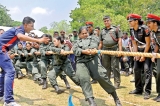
left=91, top=80, right=97, bottom=84
left=14, top=72, right=18, bottom=78
left=125, top=68, right=129, bottom=76
left=144, top=93, right=150, bottom=99
left=39, top=78, right=44, bottom=85
left=53, top=85, right=64, bottom=94
left=87, top=97, right=97, bottom=106
left=18, top=72, right=25, bottom=79
left=63, top=77, right=70, bottom=89
left=156, top=94, right=160, bottom=102
left=153, top=94, right=160, bottom=101
left=42, top=78, right=48, bottom=89
left=125, top=72, right=129, bottom=76
left=110, top=91, right=122, bottom=106
left=33, top=77, right=37, bottom=81
left=129, top=90, right=142, bottom=94
left=114, top=83, right=120, bottom=89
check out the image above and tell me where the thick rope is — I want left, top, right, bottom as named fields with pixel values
left=48, top=50, right=160, bottom=58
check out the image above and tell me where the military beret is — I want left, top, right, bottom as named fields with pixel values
left=127, top=14, right=142, bottom=21
left=146, top=14, right=160, bottom=22
left=85, top=21, right=93, bottom=27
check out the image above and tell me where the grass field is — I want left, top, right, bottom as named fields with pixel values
left=0, top=73, right=159, bottom=106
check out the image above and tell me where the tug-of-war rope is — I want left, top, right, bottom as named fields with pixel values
left=48, top=50, right=160, bottom=58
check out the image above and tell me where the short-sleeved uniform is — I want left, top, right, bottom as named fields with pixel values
left=130, top=25, right=152, bottom=94
left=0, top=26, right=25, bottom=103
left=151, top=26, right=160, bottom=94
left=99, top=26, right=122, bottom=86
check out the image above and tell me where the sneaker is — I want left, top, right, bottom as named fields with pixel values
left=3, top=102, right=21, bottom=106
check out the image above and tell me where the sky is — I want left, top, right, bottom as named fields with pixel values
left=1, top=0, right=79, bottom=29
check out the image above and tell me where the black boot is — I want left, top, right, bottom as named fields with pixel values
left=87, top=97, right=97, bottom=106
left=125, top=68, right=129, bottom=76
left=39, top=78, right=44, bottom=85
left=18, top=71, right=25, bottom=79
left=91, top=80, right=97, bottom=84
left=111, top=91, right=122, bottom=106
left=14, top=71, right=18, bottom=78
left=42, top=78, right=48, bottom=89
left=53, top=85, right=64, bottom=94
left=63, top=77, right=70, bottom=89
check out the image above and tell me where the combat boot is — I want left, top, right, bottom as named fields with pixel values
left=53, top=85, right=64, bottom=94
left=42, top=78, right=48, bottom=89
left=125, top=68, right=129, bottom=76
left=63, top=77, right=70, bottom=89
left=39, top=78, right=44, bottom=85
left=111, top=91, right=122, bottom=106
left=87, top=97, right=97, bottom=106
left=18, top=71, right=25, bottom=79
left=14, top=71, right=18, bottom=78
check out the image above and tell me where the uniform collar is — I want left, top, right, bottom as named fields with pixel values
left=105, top=25, right=114, bottom=30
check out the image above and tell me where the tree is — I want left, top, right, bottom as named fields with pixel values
left=39, top=26, right=48, bottom=34
left=11, top=21, right=22, bottom=27
left=70, top=0, right=160, bottom=32
left=50, top=20, right=71, bottom=34
left=0, top=4, right=12, bottom=26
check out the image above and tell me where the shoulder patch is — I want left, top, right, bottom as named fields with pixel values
left=145, top=29, right=149, bottom=35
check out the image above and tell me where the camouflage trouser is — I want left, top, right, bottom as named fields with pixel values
left=40, top=58, right=67, bottom=79
left=102, top=54, right=121, bottom=85
left=15, top=60, right=27, bottom=74
left=75, top=56, right=115, bottom=100
left=48, top=62, right=78, bottom=86
left=31, top=61, right=41, bottom=79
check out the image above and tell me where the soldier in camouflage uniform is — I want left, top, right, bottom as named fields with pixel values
left=24, top=42, right=34, bottom=75
left=31, top=42, right=42, bottom=82
left=73, top=26, right=122, bottom=106
left=39, top=34, right=70, bottom=89
left=48, top=36, right=79, bottom=94
left=98, top=16, right=123, bottom=89
left=85, top=21, right=98, bottom=84
left=15, top=42, right=26, bottom=79
left=146, top=14, right=160, bottom=102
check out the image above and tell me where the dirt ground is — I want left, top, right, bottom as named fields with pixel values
left=0, top=73, right=159, bottom=106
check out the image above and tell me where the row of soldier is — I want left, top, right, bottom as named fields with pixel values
left=0, top=13, right=160, bottom=106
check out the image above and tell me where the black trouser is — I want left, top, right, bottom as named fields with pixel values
left=155, top=59, right=160, bottom=94
left=134, top=57, right=152, bottom=94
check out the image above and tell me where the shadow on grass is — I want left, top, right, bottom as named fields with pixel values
left=118, top=86, right=127, bottom=89
left=15, top=94, right=45, bottom=105
left=79, top=98, right=108, bottom=106
left=63, top=89, right=108, bottom=106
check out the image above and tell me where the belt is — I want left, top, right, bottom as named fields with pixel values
left=138, top=45, right=146, bottom=48
left=103, top=44, right=118, bottom=49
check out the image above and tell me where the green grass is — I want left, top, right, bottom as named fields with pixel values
left=0, top=72, right=159, bottom=106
